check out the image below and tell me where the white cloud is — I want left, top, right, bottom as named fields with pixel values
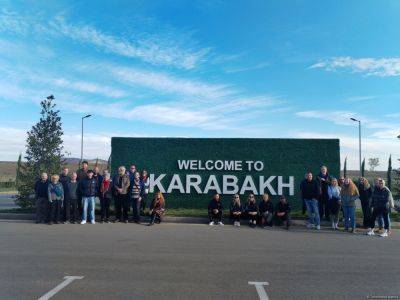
left=310, top=56, right=400, bottom=77
left=294, top=131, right=399, bottom=171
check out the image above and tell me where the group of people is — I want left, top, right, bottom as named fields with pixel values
left=34, top=162, right=396, bottom=236
left=299, top=165, right=395, bottom=237
left=208, top=193, right=292, bottom=229
left=34, top=161, right=165, bottom=226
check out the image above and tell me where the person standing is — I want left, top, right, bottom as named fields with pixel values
left=127, top=165, right=136, bottom=181
left=113, top=166, right=130, bottom=223
left=327, top=178, right=341, bottom=230
left=99, top=172, right=113, bottom=223
left=80, top=170, right=98, bottom=225
left=317, top=166, right=331, bottom=221
left=244, top=193, right=259, bottom=228
left=275, top=196, right=291, bottom=229
left=300, top=172, right=321, bottom=230
left=47, top=175, right=64, bottom=225
left=59, top=167, right=71, bottom=223
left=130, top=171, right=144, bottom=223
left=67, top=172, right=79, bottom=223
left=208, top=193, right=223, bottom=226
left=229, top=194, right=243, bottom=227
left=141, top=170, right=150, bottom=215
left=340, top=178, right=359, bottom=233
left=76, top=160, right=89, bottom=214
left=148, top=192, right=166, bottom=226
left=259, top=193, right=274, bottom=228
left=367, top=178, right=394, bottom=237
left=358, top=177, right=372, bottom=228
left=34, top=172, right=49, bottom=224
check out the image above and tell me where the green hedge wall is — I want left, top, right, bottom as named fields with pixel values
left=111, top=137, right=340, bottom=210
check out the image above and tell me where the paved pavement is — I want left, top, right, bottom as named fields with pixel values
left=0, top=220, right=399, bottom=300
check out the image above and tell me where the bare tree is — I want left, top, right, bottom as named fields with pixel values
left=368, top=157, right=380, bottom=171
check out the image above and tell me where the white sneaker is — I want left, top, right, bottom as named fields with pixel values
left=218, top=222, right=224, bottom=226
left=331, top=222, right=335, bottom=229
left=80, top=220, right=86, bottom=225
left=316, top=225, right=321, bottom=230
left=234, top=221, right=238, bottom=227
left=237, top=222, right=240, bottom=227
left=334, top=223, right=339, bottom=230
left=379, top=230, right=388, bottom=237
left=91, top=220, right=96, bottom=224
left=209, top=221, right=215, bottom=226
left=366, top=229, right=375, bottom=236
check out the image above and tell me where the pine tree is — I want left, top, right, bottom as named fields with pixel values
left=387, top=155, right=392, bottom=190
left=343, top=157, right=347, bottom=178
left=361, top=158, right=365, bottom=177
left=15, top=95, right=64, bottom=209
left=15, top=153, right=22, bottom=189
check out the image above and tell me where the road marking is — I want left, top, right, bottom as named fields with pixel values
left=248, top=281, right=270, bottom=300
left=38, top=276, right=84, bottom=300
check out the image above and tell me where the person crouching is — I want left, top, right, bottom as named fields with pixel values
left=275, top=196, right=291, bottom=230
left=229, top=194, right=243, bottom=227
left=244, top=193, right=259, bottom=228
left=148, top=192, right=166, bottom=226
left=208, top=193, right=224, bottom=226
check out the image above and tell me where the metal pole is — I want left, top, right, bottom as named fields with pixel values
left=358, top=120, right=361, bottom=175
left=81, top=117, right=84, bottom=163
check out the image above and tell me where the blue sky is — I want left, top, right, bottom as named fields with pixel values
left=0, top=0, right=399, bottom=170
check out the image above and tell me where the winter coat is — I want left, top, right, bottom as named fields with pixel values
left=35, top=179, right=49, bottom=198
left=47, top=182, right=64, bottom=202
left=113, top=174, right=130, bottom=195
left=300, top=179, right=320, bottom=200
left=208, top=199, right=223, bottom=212
left=229, top=202, right=243, bottom=213
left=80, top=177, right=98, bottom=197
left=259, top=200, right=274, bottom=214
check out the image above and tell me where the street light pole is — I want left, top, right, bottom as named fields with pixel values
left=81, top=114, right=92, bottom=163
left=350, top=117, right=362, bottom=175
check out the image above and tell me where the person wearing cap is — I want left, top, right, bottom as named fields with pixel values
left=80, top=169, right=98, bottom=224
left=259, top=193, right=274, bottom=228
left=113, top=166, right=131, bottom=223
left=275, top=196, right=291, bottom=229
left=208, top=193, right=224, bottom=226
left=244, top=193, right=259, bottom=228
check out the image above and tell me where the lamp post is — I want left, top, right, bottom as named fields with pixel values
left=350, top=117, right=362, bottom=175
left=81, top=114, right=92, bottom=163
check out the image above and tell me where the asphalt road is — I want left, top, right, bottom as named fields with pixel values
left=0, top=221, right=399, bottom=300
left=0, top=193, right=17, bottom=209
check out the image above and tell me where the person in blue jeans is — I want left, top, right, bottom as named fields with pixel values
left=300, top=172, right=321, bottom=230
left=80, top=170, right=98, bottom=224
left=340, top=178, right=359, bottom=233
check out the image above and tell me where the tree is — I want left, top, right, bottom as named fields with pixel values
left=361, top=158, right=365, bottom=177
left=343, top=157, right=347, bottom=178
left=368, top=157, right=380, bottom=172
left=15, top=153, right=22, bottom=188
left=15, top=95, right=64, bottom=209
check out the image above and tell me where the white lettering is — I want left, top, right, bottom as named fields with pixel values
left=177, top=160, right=190, bottom=170
left=150, top=174, right=166, bottom=193
left=203, top=175, right=222, bottom=194
left=222, top=175, right=239, bottom=194
left=186, top=174, right=202, bottom=194
left=278, top=176, right=294, bottom=196
left=259, top=176, right=276, bottom=195
left=254, top=161, right=264, bottom=171
left=239, top=175, right=258, bottom=195
left=167, top=174, right=185, bottom=193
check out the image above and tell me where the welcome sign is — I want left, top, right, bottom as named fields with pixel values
left=111, top=137, right=340, bottom=209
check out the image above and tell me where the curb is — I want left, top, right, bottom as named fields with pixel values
left=0, top=212, right=399, bottom=229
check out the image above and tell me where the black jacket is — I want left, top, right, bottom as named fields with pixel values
left=371, top=187, right=390, bottom=209
left=35, top=179, right=49, bottom=198
left=259, top=200, right=274, bottom=214
left=358, top=183, right=372, bottom=204
left=208, top=199, right=223, bottom=211
left=80, top=177, right=98, bottom=197
left=277, top=202, right=291, bottom=214
left=244, top=201, right=259, bottom=214
left=229, top=202, right=243, bottom=213
left=300, top=179, right=320, bottom=200
left=59, top=174, right=71, bottom=199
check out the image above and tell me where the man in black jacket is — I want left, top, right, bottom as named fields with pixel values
left=300, top=172, right=321, bottom=230
left=208, top=193, right=223, bottom=226
left=275, top=196, right=291, bottom=229
left=80, top=170, right=98, bottom=224
left=59, top=167, right=71, bottom=223
left=34, top=172, right=49, bottom=223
